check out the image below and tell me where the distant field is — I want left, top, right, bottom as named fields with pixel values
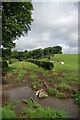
left=40, top=54, right=78, bottom=84
left=51, top=54, right=78, bottom=67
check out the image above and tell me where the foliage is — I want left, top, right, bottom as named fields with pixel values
left=2, top=2, right=33, bottom=48
left=11, top=46, right=62, bottom=60
left=16, top=69, right=27, bottom=81
left=27, top=59, right=54, bottom=70
left=29, top=72, right=38, bottom=80
left=2, top=48, right=11, bottom=60
left=2, top=104, right=16, bottom=118
left=56, top=92, right=66, bottom=98
left=31, top=81, right=39, bottom=87
left=29, top=48, right=43, bottom=59
left=47, top=87, right=58, bottom=96
left=28, top=99, right=41, bottom=108
left=73, top=92, right=80, bottom=105
left=58, top=83, right=71, bottom=91
left=26, top=106, right=68, bottom=118
left=2, top=60, right=8, bottom=68
left=9, top=59, right=19, bottom=64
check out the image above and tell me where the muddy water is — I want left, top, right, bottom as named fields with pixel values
left=38, top=96, right=78, bottom=118
left=2, top=86, right=79, bottom=118
left=2, top=86, right=36, bottom=105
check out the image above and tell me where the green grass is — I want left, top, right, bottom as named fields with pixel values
left=58, top=83, right=71, bottom=91
left=12, top=67, right=19, bottom=74
left=24, top=106, right=68, bottom=118
left=29, top=72, right=38, bottom=80
left=56, top=92, right=66, bottom=98
left=2, top=104, right=16, bottom=118
left=22, top=100, right=68, bottom=119
left=47, top=87, right=58, bottom=96
left=39, top=54, right=78, bottom=84
left=16, top=69, right=27, bottom=81
left=73, top=92, right=80, bottom=105
left=28, top=99, right=41, bottom=108
left=31, top=81, right=40, bottom=87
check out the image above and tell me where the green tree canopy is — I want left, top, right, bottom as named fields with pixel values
left=2, top=2, right=33, bottom=48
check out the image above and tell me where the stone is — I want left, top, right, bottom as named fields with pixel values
left=36, top=89, right=48, bottom=98
left=39, top=91, right=48, bottom=98
left=23, top=80, right=25, bottom=82
left=32, top=86, right=38, bottom=91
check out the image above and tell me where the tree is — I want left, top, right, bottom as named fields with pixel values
left=52, top=46, right=62, bottom=54
left=30, top=48, right=43, bottom=59
left=2, top=2, right=33, bottom=48
left=43, top=48, right=49, bottom=55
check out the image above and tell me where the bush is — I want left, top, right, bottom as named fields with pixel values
left=73, top=92, right=80, bottom=105
left=31, top=81, right=39, bottom=87
left=29, top=72, right=38, bottom=80
left=2, top=60, right=8, bottom=68
left=2, top=107, right=16, bottom=118
left=9, top=60, right=12, bottom=64
left=26, top=106, right=68, bottom=118
left=9, top=59, right=19, bottom=64
left=58, top=83, right=71, bottom=91
left=27, top=59, right=54, bottom=70
left=56, top=92, right=66, bottom=98
left=47, top=88, right=58, bottom=96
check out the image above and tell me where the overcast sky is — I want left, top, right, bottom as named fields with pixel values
left=13, top=2, right=78, bottom=53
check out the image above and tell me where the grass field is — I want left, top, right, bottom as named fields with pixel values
left=2, top=54, right=79, bottom=118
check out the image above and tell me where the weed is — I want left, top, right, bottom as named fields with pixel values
left=73, top=92, right=80, bottom=105
left=57, top=77, right=64, bottom=82
left=2, top=104, right=16, bottom=118
left=47, top=87, right=58, bottom=96
left=48, top=78, right=53, bottom=82
left=28, top=99, right=41, bottom=108
left=16, top=69, right=27, bottom=81
left=56, top=92, right=66, bottom=98
left=29, top=72, right=38, bottom=80
left=12, top=68, right=19, bottom=74
left=58, top=83, right=71, bottom=91
left=31, top=81, right=40, bottom=87
left=26, top=106, right=68, bottom=118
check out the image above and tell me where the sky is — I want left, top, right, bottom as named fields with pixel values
left=13, top=1, right=78, bottom=53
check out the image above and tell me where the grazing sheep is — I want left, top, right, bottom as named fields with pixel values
left=60, top=62, right=64, bottom=64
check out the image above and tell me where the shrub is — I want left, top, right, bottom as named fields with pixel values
left=41, top=61, right=54, bottom=70
left=26, top=106, right=68, bottom=118
left=48, top=57, right=50, bottom=59
left=73, top=92, right=80, bottom=105
left=28, top=99, right=41, bottom=108
left=56, top=92, right=66, bottom=98
left=31, top=81, right=39, bottom=87
left=47, top=88, right=58, bottom=96
left=29, top=72, right=38, bottom=80
left=9, top=60, right=12, bottom=64
left=9, top=59, right=19, bottom=64
left=27, top=59, right=54, bottom=70
left=2, top=60, right=8, bottom=68
left=2, top=106, right=16, bottom=118
left=16, top=69, right=27, bottom=81
left=58, top=83, right=71, bottom=91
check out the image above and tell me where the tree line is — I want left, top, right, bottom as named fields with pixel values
left=2, top=46, right=62, bottom=61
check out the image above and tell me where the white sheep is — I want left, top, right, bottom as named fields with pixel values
left=60, top=61, right=64, bottom=64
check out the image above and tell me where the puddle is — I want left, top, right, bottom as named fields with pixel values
left=2, top=86, right=79, bottom=118
left=38, top=96, right=79, bottom=118
left=2, top=86, right=36, bottom=105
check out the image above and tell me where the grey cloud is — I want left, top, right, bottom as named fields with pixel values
left=13, top=2, right=78, bottom=53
